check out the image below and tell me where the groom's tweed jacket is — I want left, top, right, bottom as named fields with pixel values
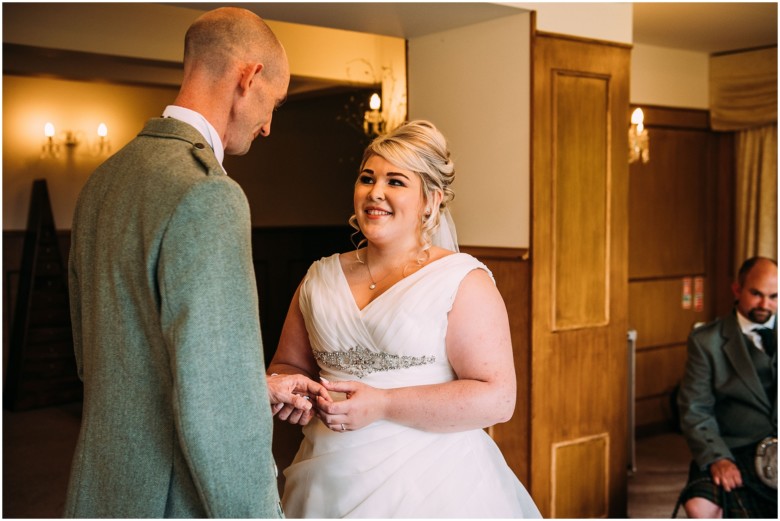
left=65, top=118, right=281, bottom=518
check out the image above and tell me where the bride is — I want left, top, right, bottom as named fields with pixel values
left=268, top=120, right=541, bottom=518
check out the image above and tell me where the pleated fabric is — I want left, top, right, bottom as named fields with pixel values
left=283, top=253, right=541, bottom=518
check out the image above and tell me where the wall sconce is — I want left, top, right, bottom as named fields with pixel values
left=41, top=122, right=110, bottom=158
left=628, top=107, right=649, bottom=164
left=363, top=93, right=385, bottom=137
left=95, top=123, right=111, bottom=155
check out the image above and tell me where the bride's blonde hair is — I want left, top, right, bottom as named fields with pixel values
left=349, top=120, right=455, bottom=251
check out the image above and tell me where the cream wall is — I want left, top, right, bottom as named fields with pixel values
left=408, top=13, right=532, bottom=249
left=2, top=3, right=405, bottom=231
left=2, top=2, right=713, bottom=240
left=511, top=3, right=709, bottom=111
left=3, top=76, right=177, bottom=230
left=631, top=44, right=709, bottom=109
left=409, top=3, right=634, bottom=249
left=511, top=2, right=632, bottom=44
left=2, top=3, right=405, bottom=94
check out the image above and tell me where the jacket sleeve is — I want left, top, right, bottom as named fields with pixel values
left=677, top=330, right=733, bottom=469
left=68, top=210, right=84, bottom=381
left=158, top=176, right=281, bottom=518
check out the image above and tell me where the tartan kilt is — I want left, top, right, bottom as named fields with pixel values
left=678, top=444, right=778, bottom=518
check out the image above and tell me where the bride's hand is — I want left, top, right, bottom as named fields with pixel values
left=315, top=378, right=388, bottom=432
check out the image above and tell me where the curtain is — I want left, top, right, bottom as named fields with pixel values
left=710, top=48, right=777, bottom=131
left=734, top=124, right=778, bottom=265
left=710, top=48, right=778, bottom=265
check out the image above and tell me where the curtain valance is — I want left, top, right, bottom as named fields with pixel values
left=710, top=47, right=777, bottom=131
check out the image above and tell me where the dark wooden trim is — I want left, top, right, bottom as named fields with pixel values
left=460, top=245, right=529, bottom=261
left=3, top=43, right=183, bottom=89
left=636, top=342, right=687, bottom=353
left=633, top=105, right=710, bottom=130
left=712, top=44, right=777, bottom=58
left=629, top=273, right=707, bottom=283
left=534, top=30, right=633, bottom=50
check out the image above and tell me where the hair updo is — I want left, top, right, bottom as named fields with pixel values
left=350, top=120, right=455, bottom=250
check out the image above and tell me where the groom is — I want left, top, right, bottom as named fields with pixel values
left=65, top=7, right=326, bottom=518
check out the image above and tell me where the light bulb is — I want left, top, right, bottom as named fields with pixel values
left=369, top=93, right=381, bottom=111
left=44, top=122, right=55, bottom=137
left=97, top=123, right=108, bottom=137
left=630, top=108, right=644, bottom=126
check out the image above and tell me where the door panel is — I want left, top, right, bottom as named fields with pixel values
left=532, top=33, right=630, bottom=517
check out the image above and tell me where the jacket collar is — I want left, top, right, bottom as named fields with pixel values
left=138, top=118, right=225, bottom=177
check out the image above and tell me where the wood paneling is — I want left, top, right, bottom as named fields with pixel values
left=629, top=127, right=710, bottom=279
left=462, top=246, right=532, bottom=484
left=629, top=279, right=711, bottom=349
left=627, top=106, right=728, bottom=434
left=636, top=395, right=676, bottom=429
left=635, top=344, right=687, bottom=398
left=532, top=32, right=630, bottom=517
left=553, top=73, right=609, bottom=330
left=552, top=433, right=609, bottom=518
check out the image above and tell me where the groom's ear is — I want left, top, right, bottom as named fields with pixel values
left=238, top=62, right=264, bottom=95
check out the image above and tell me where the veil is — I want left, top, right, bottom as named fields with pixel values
left=431, top=208, right=459, bottom=252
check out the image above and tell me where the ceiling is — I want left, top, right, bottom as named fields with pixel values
left=173, top=2, right=524, bottom=39
left=177, top=2, right=778, bottom=54
left=6, top=3, right=775, bottom=97
left=633, top=2, right=777, bottom=54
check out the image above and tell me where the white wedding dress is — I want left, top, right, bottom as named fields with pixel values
left=282, top=252, right=541, bottom=518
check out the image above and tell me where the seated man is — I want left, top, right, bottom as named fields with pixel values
left=678, top=256, right=777, bottom=518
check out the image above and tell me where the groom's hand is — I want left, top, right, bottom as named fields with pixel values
left=266, top=373, right=331, bottom=425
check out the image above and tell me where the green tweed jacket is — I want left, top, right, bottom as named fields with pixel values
left=65, top=118, right=282, bottom=518
left=678, top=312, right=777, bottom=470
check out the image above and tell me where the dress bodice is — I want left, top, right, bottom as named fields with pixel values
left=299, top=252, right=492, bottom=388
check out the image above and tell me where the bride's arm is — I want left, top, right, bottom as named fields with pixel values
left=317, top=268, right=516, bottom=433
left=268, top=284, right=321, bottom=380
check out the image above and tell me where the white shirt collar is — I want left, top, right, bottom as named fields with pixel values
left=736, top=310, right=776, bottom=333
left=162, top=105, right=226, bottom=170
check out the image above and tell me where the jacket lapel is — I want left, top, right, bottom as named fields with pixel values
left=721, top=314, right=772, bottom=410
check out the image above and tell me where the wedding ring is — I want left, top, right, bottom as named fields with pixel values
left=341, top=423, right=346, bottom=431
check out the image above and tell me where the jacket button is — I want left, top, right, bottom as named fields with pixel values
left=194, top=142, right=205, bottom=149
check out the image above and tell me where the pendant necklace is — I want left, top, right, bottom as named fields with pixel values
left=365, top=252, right=398, bottom=290
left=364, top=250, right=427, bottom=290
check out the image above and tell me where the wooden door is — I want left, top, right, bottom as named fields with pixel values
left=531, top=33, right=630, bottom=517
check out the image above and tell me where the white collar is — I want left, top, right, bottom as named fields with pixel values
left=736, top=310, right=776, bottom=333
left=162, top=105, right=225, bottom=170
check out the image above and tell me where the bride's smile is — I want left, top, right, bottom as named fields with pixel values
left=354, top=155, right=427, bottom=246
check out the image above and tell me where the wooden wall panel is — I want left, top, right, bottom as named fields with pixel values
left=635, top=395, right=675, bottom=428
left=532, top=32, right=630, bottom=517
left=627, top=106, right=725, bottom=434
left=552, top=433, right=609, bottom=518
left=635, top=344, right=687, bottom=398
left=553, top=74, right=609, bottom=330
left=629, top=128, right=710, bottom=279
left=629, top=279, right=711, bottom=349
left=462, top=246, right=531, bottom=485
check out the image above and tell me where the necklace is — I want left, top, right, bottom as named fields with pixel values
left=364, top=249, right=429, bottom=290
left=365, top=253, right=397, bottom=290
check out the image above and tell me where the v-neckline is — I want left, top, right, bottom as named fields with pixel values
left=336, top=252, right=459, bottom=313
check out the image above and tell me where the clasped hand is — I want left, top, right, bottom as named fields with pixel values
left=267, top=373, right=331, bottom=425
left=314, top=378, right=387, bottom=433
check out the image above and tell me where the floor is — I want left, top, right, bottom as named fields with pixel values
left=3, top=401, right=691, bottom=518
